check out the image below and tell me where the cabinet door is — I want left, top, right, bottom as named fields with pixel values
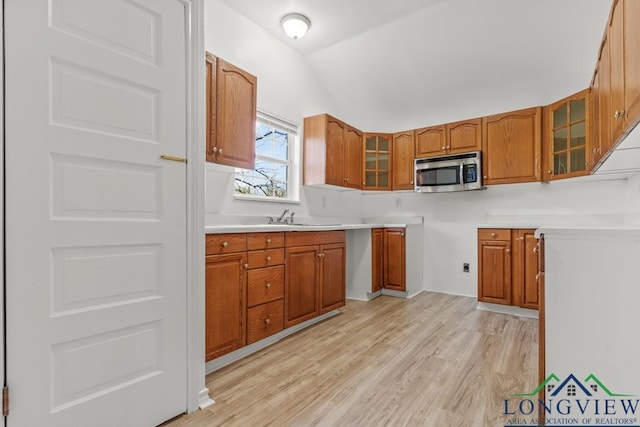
left=478, top=240, right=512, bottom=305
left=547, top=90, right=589, bottom=180
left=415, top=125, right=446, bottom=158
left=363, top=133, right=392, bottom=190
left=205, top=53, right=217, bottom=163
left=285, top=246, right=319, bottom=327
left=325, top=117, right=346, bottom=187
left=624, top=0, right=640, bottom=131
left=215, top=58, right=257, bottom=169
left=371, top=229, right=384, bottom=292
left=205, top=253, right=247, bottom=361
left=512, top=229, right=539, bottom=310
left=392, top=131, right=415, bottom=190
left=482, top=107, right=542, bottom=185
left=610, top=0, right=625, bottom=144
left=320, top=243, right=346, bottom=313
left=447, top=118, right=481, bottom=154
left=384, top=228, right=406, bottom=292
left=344, top=125, right=363, bottom=189
left=600, top=36, right=613, bottom=157
left=590, top=68, right=602, bottom=168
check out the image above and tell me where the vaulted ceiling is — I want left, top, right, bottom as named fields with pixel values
left=219, top=0, right=612, bottom=132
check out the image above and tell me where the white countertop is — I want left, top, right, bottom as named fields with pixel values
left=205, top=223, right=409, bottom=234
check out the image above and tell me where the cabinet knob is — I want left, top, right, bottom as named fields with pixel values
left=446, top=146, right=451, bottom=149
left=222, top=241, right=229, bottom=248
left=483, top=176, right=487, bottom=180
left=491, top=232, right=497, bottom=238
left=401, top=233, right=404, bottom=237
left=265, top=282, right=271, bottom=289
left=533, top=247, right=538, bottom=253
left=363, top=182, right=366, bottom=185
left=218, top=148, right=223, bottom=155
left=518, top=236, right=524, bottom=241
left=506, top=248, right=511, bottom=254
left=243, top=263, right=249, bottom=269
left=614, top=110, right=625, bottom=119
left=264, top=318, right=271, bottom=325
left=441, top=146, right=446, bottom=150
left=266, top=238, right=272, bottom=244
left=213, top=147, right=218, bottom=153
left=410, top=180, right=414, bottom=184
left=547, top=170, right=552, bottom=174
left=266, top=256, right=271, bottom=261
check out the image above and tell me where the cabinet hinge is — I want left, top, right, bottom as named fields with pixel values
left=2, top=386, right=8, bottom=417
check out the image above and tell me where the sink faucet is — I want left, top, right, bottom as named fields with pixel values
left=277, top=209, right=289, bottom=223
left=289, top=211, right=295, bottom=224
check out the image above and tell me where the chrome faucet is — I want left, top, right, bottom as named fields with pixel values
left=277, top=209, right=289, bottom=223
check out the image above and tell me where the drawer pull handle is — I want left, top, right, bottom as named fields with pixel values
left=266, top=256, right=271, bottom=261
left=266, top=238, right=272, bottom=244
left=490, top=232, right=496, bottom=238
left=222, top=241, right=229, bottom=248
left=265, top=282, right=271, bottom=289
left=264, top=318, right=271, bottom=325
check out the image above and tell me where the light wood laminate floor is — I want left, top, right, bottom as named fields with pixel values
left=168, top=292, right=537, bottom=426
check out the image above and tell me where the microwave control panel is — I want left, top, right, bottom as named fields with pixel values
left=463, top=164, right=478, bottom=184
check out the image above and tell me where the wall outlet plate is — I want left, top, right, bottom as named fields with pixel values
left=463, top=263, right=470, bottom=273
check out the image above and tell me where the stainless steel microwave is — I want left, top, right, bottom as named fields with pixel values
left=415, top=151, right=483, bottom=193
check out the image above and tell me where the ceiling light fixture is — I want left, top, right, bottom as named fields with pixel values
left=280, top=13, right=311, bottom=40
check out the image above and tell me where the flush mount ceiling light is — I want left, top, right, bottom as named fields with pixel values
left=280, top=13, right=311, bottom=40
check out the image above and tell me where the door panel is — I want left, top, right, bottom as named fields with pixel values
left=371, top=229, right=384, bottom=293
left=344, top=126, right=363, bottom=189
left=392, top=131, right=415, bottom=190
left=478, top=241, right=512, bottom=305
left=415, top=126, right=446, bottom=158
left=325, top=118, right=345, bottom=186
left=383, top=229, right=406, bottom=292
left=610, top=0, right=625, bottom=143
left=600, top=36, right=613, bottom=155
left=624, top=0, right=640, bottom=131
left=522, top=233, right=540, bottom=309
left=320, top=244, right=346, bottom=313
left=447, top=119, right=481, bottom=154
left=205, top=254, right=247, bottom=361
left=5, top=0, right=188, bottom=425
left=285, top=246, right=319, bottom=327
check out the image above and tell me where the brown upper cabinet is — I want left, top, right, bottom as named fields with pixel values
left=624, top=0, right=640, bottom=133
left=303, top=114, right=362, bottom=189
left=610, top=0, right=625, bottom=145
left=482, top=107, right=542, bottom=185
left=415, top=119, right=482, bottom=159
left=544, top=90, right=589, bottom=180
left=206, top=53, right=257, bottom=169
left=392, top=131, right=415, bottom=190
left=363, top=133, right=392, bottom=190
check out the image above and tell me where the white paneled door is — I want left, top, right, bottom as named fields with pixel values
left=5, top=0, right=189, bottom=425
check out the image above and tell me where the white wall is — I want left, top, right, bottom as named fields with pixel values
left=205, top=0, right=360, bottom=223
left=360, top=178, right=629, bottom=297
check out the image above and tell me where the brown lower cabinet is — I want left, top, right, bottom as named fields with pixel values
left=371, top=228, right=406, bottom=292
left=285, top=231, right=346, bottom=328
left=477, top=228, right=539, bottom=310
left=206, top=230, right=346, bottom=360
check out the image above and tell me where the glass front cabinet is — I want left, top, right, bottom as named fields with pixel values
left=545, top=89, right=590, bottom=181
left=363, top=133, right=392, bottom=190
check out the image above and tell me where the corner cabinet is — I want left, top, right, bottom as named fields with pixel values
left=206, top=53, right=257, bottom=169
left=482, top=107, right=542, bottom=185
left=303, top=114, right=363, bottom=189
left=544, top=90, right=589, bottom=181
left=477, top=228, right=539, bottom=310
left=285, top=231, right=346, bottom=328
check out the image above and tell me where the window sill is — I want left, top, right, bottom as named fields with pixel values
left=233, top=194, right=301, bottom=205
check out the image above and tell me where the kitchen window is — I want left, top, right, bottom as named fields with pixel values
left=234, top=111, right=300, bottom=203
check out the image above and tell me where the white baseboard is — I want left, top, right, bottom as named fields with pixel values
left=476, top=301, right=538, bottom=319
left=422, top=287, right=477, bottom=299
left=198, top=388, right=215, bottom=409
left=205, top=309, right=341, bottom=375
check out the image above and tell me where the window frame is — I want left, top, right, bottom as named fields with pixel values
left=234, top=110, right=301, bottom=204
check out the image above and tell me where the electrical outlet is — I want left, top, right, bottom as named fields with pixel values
left=463, top=263, right=470, bottom=273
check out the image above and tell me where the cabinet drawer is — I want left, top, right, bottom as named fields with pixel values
left=247, top=266, right=284, bottom=307
left=247, top=232, right=285, bottom=250
left=247, top=248, right=284, bottom=269
left=247, top=299, right=284, bottom=344
left=285, top=230, right=345, bottom=247
left=478, top=229, right=511, bottom=241
left=206, top=233, right=246, bottom=255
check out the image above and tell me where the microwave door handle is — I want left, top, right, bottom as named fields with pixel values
left=459, top=163, right=464, bottom=186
